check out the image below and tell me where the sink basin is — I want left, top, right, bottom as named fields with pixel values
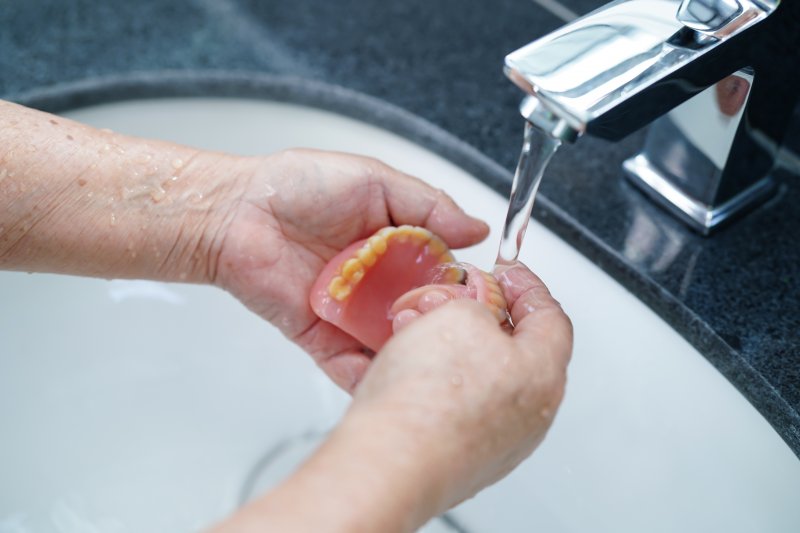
left=1, top=97, right=798, bottom=533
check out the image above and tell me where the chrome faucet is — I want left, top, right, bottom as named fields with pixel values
left=504, top=0, right=799, bottom=234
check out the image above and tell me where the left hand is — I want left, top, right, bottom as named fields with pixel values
left=210, top=148, right=489, bottom=390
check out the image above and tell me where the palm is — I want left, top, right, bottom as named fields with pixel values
left=214, top=150, right=488, bottom=390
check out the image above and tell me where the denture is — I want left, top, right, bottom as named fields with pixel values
left=309, top=225, right=508, bottom=351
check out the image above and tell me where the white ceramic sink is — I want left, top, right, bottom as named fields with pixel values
left=1, top=98, right=798, bottom=533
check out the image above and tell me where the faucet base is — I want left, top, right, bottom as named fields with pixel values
left=622, top=153, right=777, bottom=235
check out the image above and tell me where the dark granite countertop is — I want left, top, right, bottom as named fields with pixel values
left=1, top=0, right=798, bottom=458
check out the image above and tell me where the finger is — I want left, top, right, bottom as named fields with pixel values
left=392, top=309, right=422, bottom=333
left=495, top=262, right=573, bottom=369
left=319, top=349, right=372, bottom=394
left=293, top=319, right=373, bottom=393
left=389, top=285, right=465, bottom=317
left=371, top=161, right=489, bottom=249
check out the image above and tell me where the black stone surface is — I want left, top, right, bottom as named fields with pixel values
left=1, top=0, right=798, bottom=457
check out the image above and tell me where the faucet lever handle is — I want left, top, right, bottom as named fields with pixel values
left=677, top=0, right=778, bottom=38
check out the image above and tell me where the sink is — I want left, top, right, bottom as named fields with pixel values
left=1, top=97, right=798, bottom=533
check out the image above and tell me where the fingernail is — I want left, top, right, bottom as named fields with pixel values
left=418, top=289, right=452, bottom=313
left=392, top=309, right=421, bottom=333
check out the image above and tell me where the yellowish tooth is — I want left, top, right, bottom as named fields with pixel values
left=357, top=245, right=377, bottom=267
left=441, top=265, right=465, bottom=284
left=328, top=276, right=352, bottom=301
left=493, top=307, right=509, bottom=323
left=410, top=227, right=432, bottom=243
left=368, top=235, right=387, bottom=255
left=483, top=273, right=503, bottom=293
left=378, top=227, right=396, bottom=239
left=393, top=228, right=410, bottom=243
left=439, top=250, right=456, bottom=263
left=488, top=292, right=507, bottom=308
left=427, top=237, right=448, bottom=257
left=342, top=258, right=364, bottom=281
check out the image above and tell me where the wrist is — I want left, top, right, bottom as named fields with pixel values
left=0, top=100, right=249, bottom=283
left=217, top=410, right=449, bottom=533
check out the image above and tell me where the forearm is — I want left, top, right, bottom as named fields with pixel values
left=212, top=411, right=450, bottom=533
left=0, top=100, right=243, bottom=283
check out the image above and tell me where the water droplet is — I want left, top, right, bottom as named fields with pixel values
left=171, top=158, right=184, bottom=169
left=149, top=186, right=167, bottom=203
left=135, top=153, right=153, bottom=164
left=110, top=213, right=117, bottom=227
left=450, top=374, right=463, bottom=387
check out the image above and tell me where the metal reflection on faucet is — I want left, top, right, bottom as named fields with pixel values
left=504, top=0, right=798, bottom=234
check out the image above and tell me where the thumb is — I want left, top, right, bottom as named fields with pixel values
left=494, top=262, right=573, bottom=369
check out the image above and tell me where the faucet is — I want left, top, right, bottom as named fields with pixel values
left=504, top=0, right=799, bottom=234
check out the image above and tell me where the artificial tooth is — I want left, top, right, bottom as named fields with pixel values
left=342, top=258, right=365, bottom=281
left=378, top=227, right=395, bottom=239
left=410, top=227, right=432, bottom=242
left=368, top=235, right=388, bottom=254
left=328, top=276, right=352, bottom=301
left=357, top=246, right=377, bottom=267
left=427, top=237, right=448, bottom=257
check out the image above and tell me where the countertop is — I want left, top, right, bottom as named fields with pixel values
left=1, top=0, right=798, bottom=458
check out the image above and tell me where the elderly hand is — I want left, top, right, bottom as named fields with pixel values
left=211, top=148, right=488, bottom=389
left=0, top=101, right=486, bottom=392
left=214, top=262, right=573, bottom=532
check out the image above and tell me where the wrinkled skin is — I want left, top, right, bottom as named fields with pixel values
left=213, top=148, right=489, bottom=390
left=351, top=262, right=573, bottom=510
left=0, top=99, right=573, bottom=532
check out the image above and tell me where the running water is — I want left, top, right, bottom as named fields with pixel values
left=494, top=121, right=561, bottom=269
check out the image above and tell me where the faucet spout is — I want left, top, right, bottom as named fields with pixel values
left=505, top=0, right=800, bottom=233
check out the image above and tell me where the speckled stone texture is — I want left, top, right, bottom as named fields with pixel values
left=1, top=0, right=798, bottom=457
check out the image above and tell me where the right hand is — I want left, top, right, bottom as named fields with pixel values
left=212, top=262, right=572, bottom=533
left=343, top=261, right=573, bottom=518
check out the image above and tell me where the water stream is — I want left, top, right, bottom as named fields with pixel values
left=494, top=121, right=561, bottom=269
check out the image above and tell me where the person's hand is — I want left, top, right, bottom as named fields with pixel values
left=0, top=99, right=487, bottom=390
left=213, top=262, right=572, bottom=532
left=345, top=261, right=573, bottom=513
left=210, top=148, right=489, bottom=390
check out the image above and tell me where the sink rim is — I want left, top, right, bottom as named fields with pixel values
left=10, top=70, right=799, bottom=459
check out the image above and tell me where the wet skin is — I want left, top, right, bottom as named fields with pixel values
left=1, top=100, right=573, bottom=533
